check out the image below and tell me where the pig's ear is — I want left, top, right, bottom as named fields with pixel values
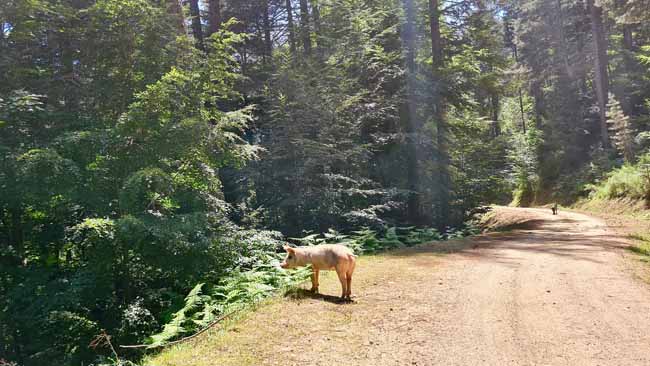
left=283, top=245, right=295, bottom=253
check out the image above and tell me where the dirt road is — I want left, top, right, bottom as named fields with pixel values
left=151, top=207, right=650, bottom=366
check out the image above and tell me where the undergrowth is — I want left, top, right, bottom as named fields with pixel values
left=629, top=233, right=650, bottom=257
left=586, top=154, right=650, bottom=203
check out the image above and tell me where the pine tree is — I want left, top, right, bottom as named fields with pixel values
left=428, top=0, right=450, bottom=228
left=588, top=0, right=610, bottom=146
left=607, top=95, right=635, bottom=162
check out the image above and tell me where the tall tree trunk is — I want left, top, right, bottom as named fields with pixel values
left=241, top=46, right=248, bottom=74
left=429, top=0, right=450, bottom=228
left=310, top=0, right=322, bottom=59
left=615, top=0, right=634, bottom=49
left=263, top=0, right=273, bottom=60
left=9, top=207, right=24, bottom=265
left=299, top=0, right=311, bottom=56
left=188, top=0, right=205, bottom=51
left=556, top=0, right=573, bottom=79
left=515, top=34, right=526, bottom=133
left=531, top=80, right=545, bottom=129
left=207, top=0, right=221, bottom=36
left=514, top=42, right=527, bottom=134
left=622, top=25, right=634, bottom=49
left=518, top=87, right=527, bottom=134
left=61, top=34, right=79, bottom=113
left=401, top=0, right=421, bottom=225
left=491, top=94, right=500, bottom=137
left=285, top=0, right=297, bottom=56
left=587, top=0, right=610, bottom=146
left=506, top=9, right=527, bottom=134
left=167, top=0, right=186, bottom=34
left=575, top=0, right=591, bottom=117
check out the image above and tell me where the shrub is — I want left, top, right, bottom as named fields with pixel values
left=590, top=163, right=650, bottom=201
left=146, top=257, right=311, bottom=347
left=119, top=168, right=176, bottom=215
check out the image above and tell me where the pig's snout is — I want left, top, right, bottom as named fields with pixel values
left=280, top=262, right=288, bottom=269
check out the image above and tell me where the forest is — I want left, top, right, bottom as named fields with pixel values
left=1, top=0, right=650, bottom=365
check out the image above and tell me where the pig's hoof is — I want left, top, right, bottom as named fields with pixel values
left=310, top=287, right=319, bottom=293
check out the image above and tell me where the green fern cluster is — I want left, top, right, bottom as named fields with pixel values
left=295, top=225, right=477, bottom=255
left=146, top=256, right=311, bottom=347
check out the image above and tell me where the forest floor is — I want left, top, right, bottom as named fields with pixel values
left=147, top=207, right=650, bottom=366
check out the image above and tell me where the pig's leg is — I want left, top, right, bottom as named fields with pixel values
left=336, top=268, right=348, bottom=300
left=310, top=268, right=320, bottom=293
left=346, top=276, right=352, bottom=300
left=346, top=257, right=356, bottom=300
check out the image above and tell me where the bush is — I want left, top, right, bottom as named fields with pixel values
left=119, top=168, right=176, bottom=215
left=146, top=257, right=311, bottom=347
left=589, top=162, right=650, bottom=201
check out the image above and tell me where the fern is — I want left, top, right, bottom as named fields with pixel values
left=323, top=228, right=348, bottom=243
left=289, top=233, right=326, bottom=246
left=147, top=283, right=209, bottom=347
left=377, top=227, right=404, bottom=249
left=147, top=258, right=311, bottom=347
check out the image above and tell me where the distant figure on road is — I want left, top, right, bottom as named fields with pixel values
left=551, top=203, right=558, bottom=215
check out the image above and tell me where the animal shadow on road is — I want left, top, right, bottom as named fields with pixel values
left=287, top=288, right=354, bottom=304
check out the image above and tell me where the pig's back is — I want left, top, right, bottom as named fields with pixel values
left=307, top=244, right=354, bottom=270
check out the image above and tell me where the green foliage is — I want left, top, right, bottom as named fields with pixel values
left=147, top=258, right=311, bottom=347
left=405, top=227, right=444, bottom=244
left=449, top=110, right=512, bottom=214
left=0, top=5, right=262, bottom=364
left=148, top=283, right=208, bottom=347
left=289, top=224, right=476, bottom=255
left=588, top=156, right=650, bottom=202
left=552, top=147, right=617, bottom=203
left=119, top=168, right=176, bottom=215
left=346, top=228, right=384, bottom=254
left=41, top=311, right=101, bottom=365
left=607, top=95, right=635, bottom=163
left=629, top=233, right=650, bottom=257
left=509, top=127, right=543, bottom=207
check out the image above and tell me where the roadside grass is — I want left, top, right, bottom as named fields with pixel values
left=144, top=254, right=409, bottom=366
left=629, top=233, right=650, bottom=259
left=625, top=233, right=650, bottom=284
left=143, top=292, right=288, bottom=366
left=574, top=197, right=650, bottom=221
left=571, top=198, right=650, bottom=260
